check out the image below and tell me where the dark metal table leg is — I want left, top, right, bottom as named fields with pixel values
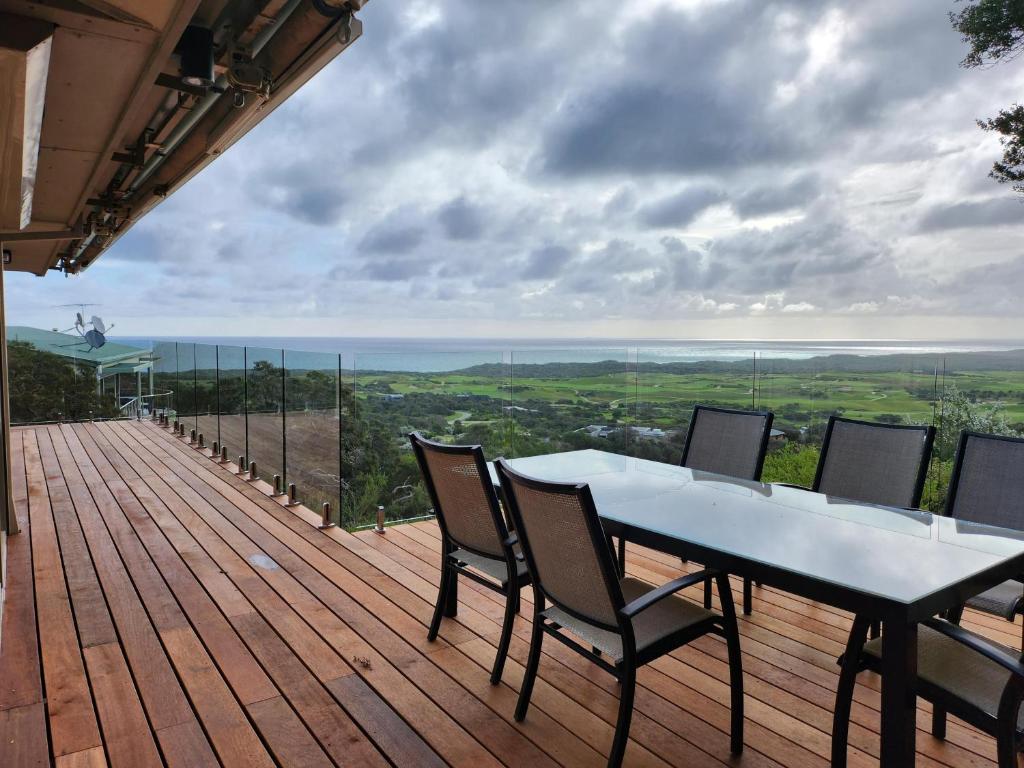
left=878, top=615, right=917, bottom=767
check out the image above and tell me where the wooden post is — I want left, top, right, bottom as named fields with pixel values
left=0, top=248, right=16, bottom=543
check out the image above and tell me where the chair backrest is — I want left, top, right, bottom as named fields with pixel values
left=409, top=432, right=507, bottom=558
left=680, top=405, right=775, bottom=481
left=813, top=416, right=935, bottom=509
left=496, top=459, right=623, bottom=631
left=946, top=431, right=1024, bottom=529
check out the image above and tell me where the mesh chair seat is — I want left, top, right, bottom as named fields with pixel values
left=863, top=624, right=1024, bottom=729
left=541, top=577, right=715, bottom=663
left=681, top=406, right=773, bottom=480
left=450, top=547, right=529, bottom=586
left=966, top=580, right=1024, bottom=622
left=815, top=418, right=934, bottom=509
left=947, top=434, right=1024, bottom=631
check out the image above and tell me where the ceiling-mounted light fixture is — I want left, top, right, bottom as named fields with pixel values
left=177, top=25, right=214, bottom=88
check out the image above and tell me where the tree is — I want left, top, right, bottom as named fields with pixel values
left=951, top=1, right=1024, bottom=192
left=7, top=341, right=119, bottom=423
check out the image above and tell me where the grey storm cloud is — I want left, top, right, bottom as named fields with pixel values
left=538, top=1, right=967, bottom=179
left=603, top=186, right=638, bottom=219
left=251, top=161, right=350, bottom=226
left=285, top=184, right=349, bottom=226
left=918, top=197, right=1024, bottom=232
left=438, top=196, right=486, bottom=240
left=361, top=257, right=431, bottom=281
left=521, top=245, right=575, bottom=280
left=732, top=176, right=821, bottom=219
left=359, top=219, right=425, bottom=254
left=639, top=186, right=726, bottom=228
left=39, top=0, right=1024, bottom=336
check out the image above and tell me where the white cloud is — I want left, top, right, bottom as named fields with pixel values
left=781, top=302, right=817, bottom=313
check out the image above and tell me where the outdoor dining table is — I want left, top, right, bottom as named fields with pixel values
left=486, top=448, right=1024, bottom=767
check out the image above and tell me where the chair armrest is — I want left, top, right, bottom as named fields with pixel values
left=620, top=571, right=716, bottom=618
left=922, top=618, right=1024, bottom=679
left=774, top=482, right=811, bottom=491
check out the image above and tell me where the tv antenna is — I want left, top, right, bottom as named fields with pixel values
left=55, top=304, right=113, bottom=350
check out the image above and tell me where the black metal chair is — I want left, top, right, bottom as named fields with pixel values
left=496, top=458, right=744, bottom=768
left=409, top=432, right=529, bottom=684
left=832, top=616, right=1024, bottom=768
left=617, top=404, right=774, bottom=615
left=946, top=432, right=1024, bottom=642
left=811, top=416, right=935, bottom=510
left=808, top=416, right=935, bottom=640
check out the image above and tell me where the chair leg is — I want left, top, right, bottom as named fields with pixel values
left=491, top=584, right=518, bottom=684
left=515, top=605, right=545, bottom=722
left=743, top=577, right=753, bottom=616
left=869, top=620, right=880, bottom=639
left=832, top=615, right=870, bottom=768
left=428, top=560, right=451, bottom=641
left=443, top=568, right=458, bottom=618
left=607, top=664, right=636, bottom=768
left=703, top=576, right=713, bottom=610
left=716, top=573, right=744, bottom=755
left=931, top=706, right=947, bottom=740
left=995, top=675, right=1024, bottom=768
left=617, top=537, right=626, bottom=575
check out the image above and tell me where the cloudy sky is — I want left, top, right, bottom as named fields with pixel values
left=8, top=0, right=1024, bottom=339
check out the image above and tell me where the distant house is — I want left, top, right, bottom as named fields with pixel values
left=8, top=326, right=154, bottom=403
left=583, top=424, right=616, bottom=438
left=633, top=426, right=667, bottom=440
left=382, top=393, right=405, bottom=401
left=770, top=428, right=786, bottom=442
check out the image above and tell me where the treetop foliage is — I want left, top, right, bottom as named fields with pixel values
left=951, top=0, right=1024, bottom=67
left=951, top=0, right=1024, bottom=192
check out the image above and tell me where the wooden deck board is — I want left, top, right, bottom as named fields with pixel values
left=2, top=419, right=1016, bottom=767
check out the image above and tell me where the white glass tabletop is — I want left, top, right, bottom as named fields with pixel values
left=494, top=449, right=1024, bottom=607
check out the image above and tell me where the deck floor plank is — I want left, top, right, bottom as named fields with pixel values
left=0, top=431, right=51, bottom=768
left=21, top=430, right=104, bottom=760
left=104, top=418, right=557, bottom=768
left=64, top=421, right=367, bottom=768
left=2, top=419, right=1013, bottom=767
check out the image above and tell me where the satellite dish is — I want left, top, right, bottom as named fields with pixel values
left=84, top=329, right=106, bottom=349
left=57, top=306, right=114, bottom=351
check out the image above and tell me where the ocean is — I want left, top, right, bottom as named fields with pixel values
left=111, top=337, right=1024, bottom=373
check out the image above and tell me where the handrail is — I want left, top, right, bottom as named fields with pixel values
left=119, top=390, right=174, bottom=420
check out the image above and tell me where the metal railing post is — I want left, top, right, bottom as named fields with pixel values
left=319, top=502, right=335, bottom=529
left=375, top=505, right=385, bottom=535
left=215, top=345, right=221, bottom=448
left=281, top=348, right=287, bottom=488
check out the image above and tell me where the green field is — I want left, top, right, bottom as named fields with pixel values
left=354, top=368, right=1024, bottom=430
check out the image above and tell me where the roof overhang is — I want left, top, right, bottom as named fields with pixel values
left=0, top=0, right=367, bottom=276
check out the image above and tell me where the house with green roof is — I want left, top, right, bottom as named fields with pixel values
left=6, top=325, right=154, bottom=402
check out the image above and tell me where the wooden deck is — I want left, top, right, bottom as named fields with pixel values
left=0, top=420, right=1016, bottom=767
